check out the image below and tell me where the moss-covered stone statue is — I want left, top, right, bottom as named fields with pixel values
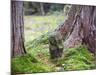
left=49, top=31, right=64, bottom=59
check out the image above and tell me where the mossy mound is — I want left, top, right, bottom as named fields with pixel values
left=11, top=54, right=54, bottom=74
left=56, top=45, right=96, bottom=71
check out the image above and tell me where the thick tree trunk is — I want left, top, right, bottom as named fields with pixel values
left=11, top=1, right=26, bottom=57
left=57, top=5, right=96, bottom=53
left=49, top=5, right=96, bottom=59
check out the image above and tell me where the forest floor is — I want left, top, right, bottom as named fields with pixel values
left=11, top=15, right=96, bottom=74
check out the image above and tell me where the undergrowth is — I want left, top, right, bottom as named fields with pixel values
left=12, top=40, right=96, bottom=74
left=56, top=46, right=96, bottom=71
left=11, top=54, right=54, bottom=74
left=11, top=15, right=96, bottom=74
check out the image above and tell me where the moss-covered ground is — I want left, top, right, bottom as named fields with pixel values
left=11, top=15, right=96, bottom=74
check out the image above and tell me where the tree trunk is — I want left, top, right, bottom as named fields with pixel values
left=49, top=5, right=96, bottom=59
left=11, top=1, right=26, bottom=57
left=40, top=3, right=45, bottom=15
left=56, top=5, right=96, bottom=53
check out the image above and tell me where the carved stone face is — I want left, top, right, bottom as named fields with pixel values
left=49, top=31, right=63, bottom=48
left=49, top=32, right=64, bottom=59
left=49, top=35, right=57, bottom=46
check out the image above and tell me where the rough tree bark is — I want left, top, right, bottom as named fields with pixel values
left=11, top=1, right=26, bottom=57
left=57, top=5, right=96, bottom=53
left=49, top=5, right=96, bottom=59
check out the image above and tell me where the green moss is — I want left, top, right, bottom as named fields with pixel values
left=26, top=32, right=50, bottom=51
left=12, top=44, right=96, bottom=74
left=25, top=33, right=96, bottom=72
left=11, top=54, right=54, bottom=74
left=56, top=45, right=96, bottom=71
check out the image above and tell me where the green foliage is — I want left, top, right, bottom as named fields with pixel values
left=11, top=54, right=54, bottom=74
left=26, top=32, right=50, bottom=51
left=50, top=4, right=64, bottom=11
left=56, top=46, right=96, bottom=71
left=12, top=40, right=96, bottom=74
left=24, top=2, right=64, bottom=15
